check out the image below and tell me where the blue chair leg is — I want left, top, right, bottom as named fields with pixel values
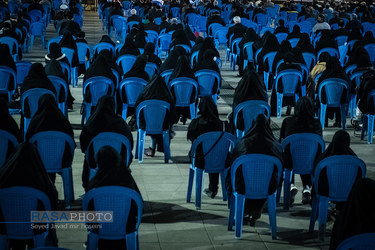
left=122, top=104, right=128, bottom=120
left=320, top=105, right=327, bottom=130
left=195, top=168, right=204, bottom=209
left=235, top=193, right=245, bottom=238
left=162, top=131, right=170, bottom=163
left=340, top=105, right=347, bottom=131
left=137, top=130, right=146, bottom=163
left=126, top=232, right=137, bottom=250
left=283, top=169, right=292, bottom=210
left=361, top=115, right=367, bottom=141
left=186, top=167, right=195, bottom=203
left=228, top=194, right=235, bottom=231
left=368, top=114, right=374, bottom=144
left=309, top=196, right=319, bottom=232
left=220, top=170, right=227, bottom=201
left=267, top=193, right=277, bottom=239
left=276, top=93, right=283, bottom=118
left=61, top=167, right=74, bottom=208
left=0, top=234, right=8, bottom=249
left=86, top=232, right=99, bottom=250
left=318, top=196, right=329, bottom=241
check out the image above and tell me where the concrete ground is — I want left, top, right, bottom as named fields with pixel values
left=19, top=11, right=375, bottom=250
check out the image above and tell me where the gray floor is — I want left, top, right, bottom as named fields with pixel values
left=19, top=11, right=375, bottom=250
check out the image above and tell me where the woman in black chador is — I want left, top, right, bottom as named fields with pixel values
left=25, top=94, right=74, bottom=183
left=0, top=142, right=58, bottom=248
left=280, top=96, right=322, bottom=205
left=80, top=95, right=134, bottom=191
left=159, top=46, right=186, bottom=73
left=59, top=31, right=79, bottom=69
left=143, top=42, right=162, bottom=67
left=197, top=37, right=220, bottom=62
left=123, top=55, right=149, bottom=82
left=227, top=114, right=282, bottom=225
left=256, top=33, right=280, bottom=82
left=87, top=146, right=141, bottom=250
left=314, top=130, right=362, bottom=210
left=118, top=35, right=140, bottom=57
left=169, top=55, right=197, bottom=124
left=194, top=49, right=221, bottom=74
left=187, top=97, right=229, bottom=198
left=135, top=74, right=178, bottom=157
left=229, top=66, right=268, bottom=132
left=238, top=27, right=259, bottom=75
left=330, top=178, right=375, bottom=250
left=170, top=29, right=192, bottom=51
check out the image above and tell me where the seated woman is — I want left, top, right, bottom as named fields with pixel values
left=316, top=56, right=350, bottom=127
left=357, top=69, right=375, bottom=116
left=45, top=42, right=70, bottom=69
left=0, top=142, right=58, bottom=249
left=92, top=35, right=116, bottom=58
left=192, top=36, right=204, bottom=55
left=135, top=74, right=178, bottom=157
left=313, top=130, right=362, bottom=210
left=159, top=46, right=186, bottom=73
left=198, top=37, right=220, bottom=62
left=25, top=94, right=74, bottom=183
left=187, top=97, right=229, bottom=198
left=143, top=42, right=162, bottom=67
left=256, top=33, right=280, bottom=82
left=272, top=40, right=292, bottom=74
left=169, top=55, right=197, bottom=124
left=130, top=24, right=147, bottom=49
left=59, top=31, right=79, bottom=69
left=307, top=52, right=330, bottom=98
left=45, top=58, right=75, bottom=110
left=87, top=146, right=141, bottom=250
left=279, top=97, right=322, bottom=205
left=0, top=98, right=21, bottom=160
left=169, top=29, right=192, bottom=51
left=315, top=30, right=338, bottom=55
left=229, top=66, right=268, bottom=132
left=286, top=25, right=302, bottom=40
left=330, top=178, right=375, bottom=250
left=0, top=44, right=16, bottom=102
left=80, top=95, right=134, bottom=191
left=226, top=114, right=282, bottom=225
left=238, top=27, right=259, bottom=75
left=296, top=33, right=315, bottom=55
left=118, top=35, right=140, bottom=58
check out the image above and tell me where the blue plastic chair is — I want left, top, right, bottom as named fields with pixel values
left=82, top=76, right=115, bottom=124
left=288, top=38, right=299, bottom=48
left=157, top=33, right=172, bottom=58
left=122, top=1, right=132, bottom=10
left=0, top=129, right=18, bottom=167
left=0, top=187, right=51, bottom=248
left=274, top=69, right=303, bottom=118
left=21, top=88, right=57, bottom=137
left=228, top=154, right=282, bottom=239
left=47, top=36, right=62, bottom=53
left=172, top=44, right=191, bottom=55
left=208, top=23, right=224, bottom=37
left=0, top=36, right=18, bottom=60
left=83, top=186, right=143, bottom=250
left=318, top=78, right=349, bottom=130
left=144, top=62, right=158, bottom=79
left=16, top=61, right=32, bottom=86
left=0, top=66, right=17, bottom=103
left=254, top=13, right=268, bottom=27
left=335, top=35, right=348, bottom=47
left=195, top=70, right=221, bottom=104
left=85, top=132, right=132, bottom=180
left=213, top=26, right=228, bottom=49
left=119, top=77, right=148, bottom=119
left=93, top=42, right=115, bottom=58
left=145, top=30, right=158, bottom=44
left=263, top=51, right=277, bottom=90
left=233, top=100, right=270, bottom=138
left=61, top=47, right=78, bottom=87
left=242, top=42, right=254, bottom=70
left=160, top=69, right=173, bottom=85
left=126, top=21, right=139, bottom=32
left=169, top=77, right=198, bottom=119
left=134, top=100, right=171, bottom=163
left=348, top=71, right=366, bottom=119
left=112, top=16, right=127, bottom=41
left=280, top=133, right=325, bottom=209
left=116, top=54, right=137, bottom=76
left=29, top=131, right=75, bottom=207
left=190, top=51, right=199, bottom=68
left=29, top=22, right=45, bottom=50
left=302, top=52, right=316, bottom=71
left=364, top=44, right=375, bottom=66
left=59, top=61, right=71, bottom=85
left=196, top=17, right=207, bottom=33
left=275, top=32, right=288, bottom=44
left=77, top=42, right=91, bottom=71
left=230, top=38, right=241, bottom=71
left=309, top=155, right=366, bottom=241
left=29, top=9, right=43, bottom=22
left=337, top=233, right=375, bottom=250
left=47, top=76, right=68, bottom=116
left=187, top=132, right=235, bottom=209
left=361, top=90, right=375, bottom=144
left=317, top=47, right=339, bottom=59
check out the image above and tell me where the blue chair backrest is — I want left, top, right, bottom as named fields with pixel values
left=83, top=186, right=143, bottom=239
left=158, top=33, right=172, bottom=51
left=0, top=66, right=16, bottom=100
left=173, top=44, right=191, bottom=55
left=93, top=42, right=115, bottom=57
left=0, top=36, right=18, bottom=55
left=335, top=35, right=348, bottom=46
left=364, top=44, right=375, bottom=63
left=260, top=26, right=275, bottom=37
left=29, top=131, right=75, bottom=173
left=160, top=69, right=173, bottom=84
left=350, top=70, right=366, bottom=88
left=0, top=129, right=18, bottom=167
left=136, top=99, right=170, bottom=134
left=122, top=1, right=132, bottom=10
left=169, top=77, right=198, bottom=106
left=21, top=88, right=56, bottom=119
left=314, top=155, right=366, bottom=201
left=190, top=132, right=235, bottom=173
left=337, top=233, right=375, bottom=250
left=263, top=51, right=277, bottom=73
left=76, top=42, right=91, bottom=64
left=47, top=36, right=62, bottom=53
left=86, top=132, right=132, bottom=169
left=119, top=77, right=148, bottom=107
left=195, top=69, right=221, bottom=97
left=345, top=64, right=357, bottom=76
left=233, top=100, right=270, bottom=134
left=112, top=16, right=127, bottom=32
left=275, top=69, right=303, bottom=95
left=243, top=42, right=254, bottom=62
left=126, top=21, right=139, bottom=31
left=254, top=13, right=268, bottom=26
left=318, top=78, right=349, bottom=106
left=145, top=30, right=158, bottom=44
left=30, top=22, right=44, bottom=36
left=287, top=12, right=298, bottom=22
left=281, top=133, right=325, bottom=175
left=231, top=154, right=282, bottom=199
left=145, top=62, right=158, bottom=79
left=197, top=17, right=207, bottom=32
left=29, top=9, right=43, bottom=22
left=214, top=27, right=229, bottom=45
left=0, top=186, right=51, bottom=240
left=317, top=47, right=339, bottom=59
left=16, top=61, right=32, bottom=86
left=83, top=76, right=115, bottom=106
left=170, top=7, right=180, bottom=17
left=116, top=54, right=137, bottom=75
left=288, top=38, right=299, bottom=48
left=208, top=23, right=223, bottom=36
left=275, top=32, right=288, bottom=44
left=61, top=47, right=75, bottom=67
left=190, top=51, right=199, bottom=67
left=302, top=52, right=316, bottom=70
